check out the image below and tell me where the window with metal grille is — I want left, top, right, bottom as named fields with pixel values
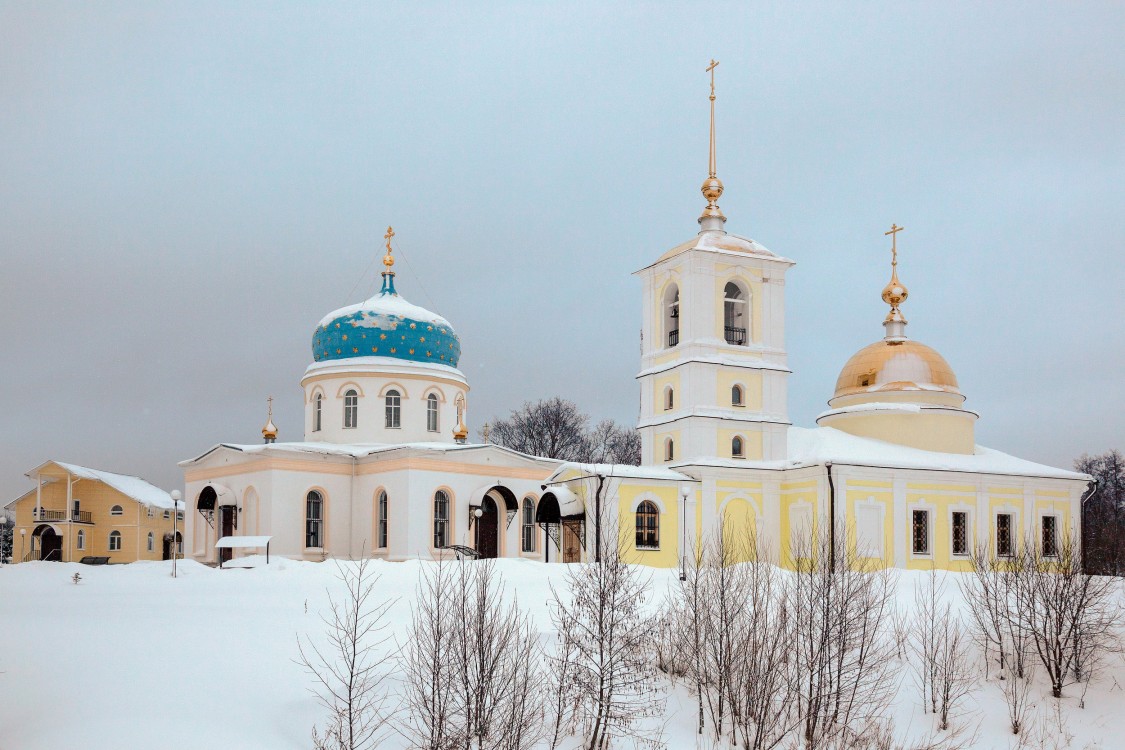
left=426, top=394, right=439, bottom=432
left=521, top=497, right=535, bottom=552
left=385, top=390, right=401, bottom=429
left=306, top=491, right=323, bottom=548
left=911, top=509, right=930, bottom=555
left=377, top=491, right=388, bottom=549
left=636, top=501, right=660, bottom=549
left=951, top=511, right=969, bottom=556
left=433, top=490, right=449, bottom=548
left=343, top=390, right=359, bottom=429
left=1042, top=515, right=1058, bottom=558
left=996, top=513, right=1013, bottom=557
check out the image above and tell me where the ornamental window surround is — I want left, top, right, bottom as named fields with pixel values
left=343, top=390, right=359, bottom=429
left=385, top=390, right=401, bottom=429
left=635, top=500, right=659, bottom=549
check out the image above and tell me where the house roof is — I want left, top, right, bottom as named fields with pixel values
left=26, top=461, right=176, bottom=509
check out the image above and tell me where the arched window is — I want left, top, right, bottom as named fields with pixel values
left=343, top=390, right=359, bottom=429
left=76, top=530, right=85, bottom=551
left=385, top=389, right=401, bottom=429
left=110, top=505, right=123, bottom=516
left=521, top=497, right=536, bottom=552
left=147, top=531, right=155, bottom=552
left=724, top=282, right=748, bottom=346
left=314, top=393, right=323, bottom=432
left=732, top=436, right=745, bottom=459
left=664, top=387, right=674, bottom=411
left=664, top=438, right=674, bottom=462
left=426, top=393, right=439, bottom=432
left=664, top=284, right=680, bottom=348
left=175, top=532, right=183, bottom=555
left=636, top=501, right=660, bottom=549
left=306, top=490, right=323, bottom=548
left=108, top=530, right=122, bottom=551
left=377, top=490, right=388, bottom=549
left=732, top=384, right=744, bottom=406
left=433, top=490, right=450, bottom=548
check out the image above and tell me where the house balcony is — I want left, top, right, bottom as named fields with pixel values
left=31, top=508, right=93, bottom=524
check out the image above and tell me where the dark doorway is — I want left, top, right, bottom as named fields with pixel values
left=162, top=534, right=173, bottom=561
left=35, top=525, right=62, bottom=561
left=219, top=506, right=235, bottom=563
left=475, top=497, right=499, bottom=559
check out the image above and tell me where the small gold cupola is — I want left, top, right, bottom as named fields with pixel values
left=881, top=223, right=909, bottom=342
left=453, top=392, right=468, bottom=444
left=698, top=59, right=727, bottom=232
left=261, top=396, right=278, bottom=444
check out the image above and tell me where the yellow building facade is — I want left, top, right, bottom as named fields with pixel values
left=5, top=461, right=181, bottom=564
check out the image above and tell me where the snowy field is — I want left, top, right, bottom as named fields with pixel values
left=0, top=558, right=1122, bottom=750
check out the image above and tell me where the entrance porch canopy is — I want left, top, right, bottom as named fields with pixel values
left=214, top=535, right=272, bottom=568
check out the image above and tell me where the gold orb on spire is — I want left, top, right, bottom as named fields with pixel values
left=382, top=226, right=395, bottom=271
left=881, top=223, right=909, bottom=321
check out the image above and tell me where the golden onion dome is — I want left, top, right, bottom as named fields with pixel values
left=832, top=339, right=960, bottom=400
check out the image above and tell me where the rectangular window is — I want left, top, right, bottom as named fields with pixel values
left=996, top=513, right=1013, bottom=557
left=911, top=509, right=930, bottom=555
left=951, top=511, right=969, bottom=556
left=1042, top=515, right=1059, bottom=558
left=147, top=507, right=154, bottom=518
left=163, top=510, right=170, bottom=519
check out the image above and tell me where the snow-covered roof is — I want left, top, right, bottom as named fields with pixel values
left=636, top=230, right=796, bottom=273
left=549, top=462, right=694, bottom=483
left=31, top=462, right=175, bottom=509
left=677, top=427, right=1090, bottom=481
left=180, top=440, right=560, bottom=468
left=317, top=290, right=453, bottom=330
left=215, top=536, right=272, bottom=549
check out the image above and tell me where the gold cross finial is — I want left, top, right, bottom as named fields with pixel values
left=706, top=59, right=719, bottom=99
left=884, top=223, right=904, bottom=266
left=267, top=395, right=273, bottom=417
left=382, top=226, right=395, bottom=271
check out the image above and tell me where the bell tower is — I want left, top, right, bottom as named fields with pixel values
left=635, top=61, right=794, bottom=466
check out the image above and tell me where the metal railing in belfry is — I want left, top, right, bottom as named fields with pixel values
left=724, top=326, right=746, bottom=345
left=667, top=329, right=679, bottom=347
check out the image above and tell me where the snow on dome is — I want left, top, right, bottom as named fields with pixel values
left=312, top=289, right=461, bottom=368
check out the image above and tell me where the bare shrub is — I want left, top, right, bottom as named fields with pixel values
left=401, top=560, right=460, bottom=750
left=908, top=568, right=977, bottom=730
left=297, top=557, right=396, bottom=750
left=999, top=662, right=1035, bottom=735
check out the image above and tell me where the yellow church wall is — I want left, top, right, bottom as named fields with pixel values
left=903, top=491, right=977, bottom=572
left=652, top=372, right=681, bottom=414
left=716, top=492, right=761, bottom=563
left=780, top=488, right=820, bottom=568
left=844, top=487, right=894, bottom=567
left=821, top=412, right=975, bottom=455
left=617, top=483, right=680, bottom=568
left=716, top=370, right=763, bottom=411
left=10, top=475, right=176, bottom=563
left=716, top=428, right=763, bottom=460
left=654, top=428, right=682, bottom=464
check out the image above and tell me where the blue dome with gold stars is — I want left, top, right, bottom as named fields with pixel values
left=312, top=265, right=461, bottom=367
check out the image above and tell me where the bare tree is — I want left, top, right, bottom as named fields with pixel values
left=908, top=569, right=977, bottom=730
left=297, top=557, right=396, bottom=750
left=481, top=397, right=640, bottom=465
left=999, top=661, right=1035, bottom=735
left=1077, top=449, right=1124, bottom=575
left=401, top=561, right=461, bottom=750
left=790, top=521, right=898, bottom=750
left=549, top=531, right=664, bottom=750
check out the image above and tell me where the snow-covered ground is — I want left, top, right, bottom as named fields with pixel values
left=0, top=558, right=1121, bottom=750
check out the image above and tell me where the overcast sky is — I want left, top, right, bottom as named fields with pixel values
left=1, top=1, right=1122, bottom=500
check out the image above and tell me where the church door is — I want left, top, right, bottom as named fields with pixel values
left=162, top=534, right=173, bottom=561
left=562, top=524, right=581, bottom=563
left=476, top=498, right=499, bottom=559
left=219, top=506, right=235, bottom=563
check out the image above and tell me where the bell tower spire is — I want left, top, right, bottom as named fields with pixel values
left=699, top=59, right=727, bottom=232
left=881, top=223, right=909, bottom=343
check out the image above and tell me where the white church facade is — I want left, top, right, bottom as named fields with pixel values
left=180, top=71, right=1091, bottom=571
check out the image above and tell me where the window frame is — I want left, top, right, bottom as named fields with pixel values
left=664, top=438, right=674, bottom=462
left=723, top=280, right=749, bottom=346
left=433, top=490, right=450, bottom=549
left=110, top=505, right=124, bottom=516
left=910, top=507, right=932, bottom=557
left=343, top=390, right=359, bottom=429
left=314, top=393, right=323, bottom=432
left=521, top=497, right=536, bottom=553
left=147, top=531, right=154, bottom=552
left=76, top=529, right=86, bottom=551
left=731, top=384, right=744, bottom=407
left=731, top=435, right=744, bottom=459
left=108, top=530, right=122, bottom=552
left=377, top=490, right=388, bottom=550
left=1041, top=514, right=1059, bottom=558
left=306, top=490, right=324, bottom=549
left=995, top=512, right=1014, bottom=558
left=950, top=510, right=970, bottom=557
left=385, top=390, right=402, bottom=429
left=664, top=386, right=674, bottom=411
left=426, top=393, right=439, bottom=432
left=635, top=500, right=660, bottom=550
